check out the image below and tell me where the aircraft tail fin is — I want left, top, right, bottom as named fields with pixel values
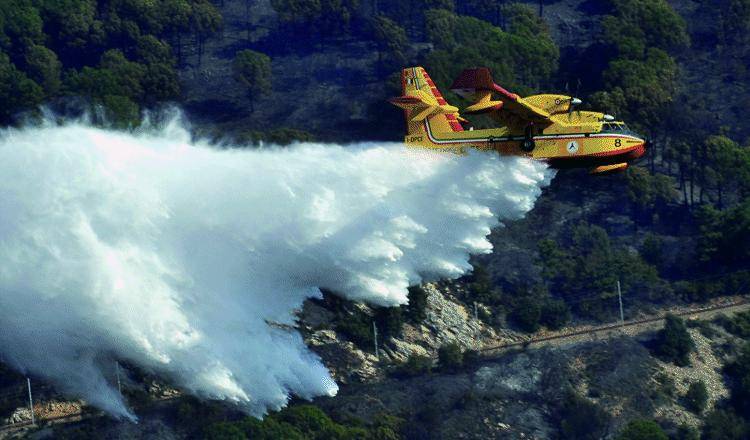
left=389, top=67, right=464, bottom=137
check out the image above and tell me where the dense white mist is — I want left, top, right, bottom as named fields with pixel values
left=0, top=117, right=553, bottom=419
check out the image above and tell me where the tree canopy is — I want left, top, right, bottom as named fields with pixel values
left=232, top=49, right=272, bottom=112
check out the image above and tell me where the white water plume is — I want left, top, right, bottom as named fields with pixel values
left=0, top=117, right=553, bottom=419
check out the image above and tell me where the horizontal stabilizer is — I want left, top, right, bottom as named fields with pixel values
left=389, top=89, right=459, bottom=122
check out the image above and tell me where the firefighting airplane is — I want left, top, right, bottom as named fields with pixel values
left=389, top=67, right=648, bottom=174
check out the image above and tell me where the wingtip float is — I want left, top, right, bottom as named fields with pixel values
left=390, top=66, right=648, bottom=175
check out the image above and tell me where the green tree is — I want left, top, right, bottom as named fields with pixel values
left=98, top=49, right=146, bottom=100
left=710, top=0, right=750, bottom=77
left=602, top=0, right=689, bottom=57
left=135, top=36, right=180, bottom=101
left=190, top=0, right=222, bottom=66
left=423, top=8, right=557, bottom=95
left=675, top=424, right=700, bottom=440
left=317, top=0, right=360, bottom=36
left=558, top=392, right=610, bottom=440
left=726, top=342, right=750, bottom=418
left=23, top=44, right=61, bottom=95
left=276, top=405, right=346, bottom=439
left=0, top=0, right=44, bottom=58
left=232, top=49, right=272, bottom=112
left=594, top=49, right=678, bottom=128
left=270, top=0, right=360, bottom=37
left=372, top=15, right=407, bottom=72
left=538, top=224, right=668, bottom=319
left=701, top=135, right=750, bottom=207
left=695, top=202, right=750, bottom=266
left=722, top=311, right=750, bottom=338
left=334, top=310, right=374, bottom=349
left=640, top=233, right=663, bottom=268
left=202, top=404, right=395, bottom=439
left=702, top=408, right=748, bottom=440
left=616, top=419, right=668, bottom=440
left=0, top=52, right=43, bottom=121
left=239, top=417, right=306, bottom=440
left=684, top=380, right=708, bottom=413
left=512, top=295, right=542, bottom=332
left=159, top=0, right=193, bottom=63
left=374, top=305, right=404, bottom=339
left=405, top=285, right=428, bottom=322
left=466, top=264, right=503, bottom=305
left=438, top=341, right=464, bottom=372
left=655, top=314, right=694, bottom=366
left=204, top=422, right=246, bottom=440
left=394, top=353, right=433, bottom=377
left=270, top=0, right=323, bottom=26
left=626, top=166, right=678, bottom=225
left=101, top=94, right=140, bottom=128
left=35, top=0, right=97, bottom=51
left=540, top=298, right=571, bottom=330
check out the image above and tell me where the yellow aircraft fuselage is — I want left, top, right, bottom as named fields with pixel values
left=391, top=67, right=647, bottom=174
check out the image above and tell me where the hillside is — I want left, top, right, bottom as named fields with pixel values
left=1, top=0, right=749, bottom=438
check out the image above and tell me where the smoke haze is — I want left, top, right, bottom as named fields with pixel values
left=0, top=117, right=553, bottom=419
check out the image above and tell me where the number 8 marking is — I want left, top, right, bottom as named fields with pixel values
left=615, top=139, right=622, bottom=148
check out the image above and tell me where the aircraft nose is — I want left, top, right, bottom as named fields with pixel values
left=634, top=137, right=649, bottom=160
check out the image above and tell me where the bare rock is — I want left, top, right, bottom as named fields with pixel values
left=307, top=329, right=381, bottom=384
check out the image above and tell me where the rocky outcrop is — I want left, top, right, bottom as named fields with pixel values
left=4, top=407, right=32, bottom=425
left=307, top=329, right=381, bottom=384
left=302, top=282, right=499, bottom=382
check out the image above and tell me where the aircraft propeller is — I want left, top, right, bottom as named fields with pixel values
left=568, top=79, right=582, bottom=121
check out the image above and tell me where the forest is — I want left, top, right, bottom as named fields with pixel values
left=1, top=0, right=750, bottom=438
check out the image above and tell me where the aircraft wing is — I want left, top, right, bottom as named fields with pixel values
left=450, top=68, right=551, bottom=121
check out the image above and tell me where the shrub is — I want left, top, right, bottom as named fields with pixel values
left=726, top=342, right=750, bottom=418
left=466, top=264, right=504, bottom=305
left=702, top=408, right=748, bottom=440
left=512, top=296, right=542, bottom=333
left=394, top=354, right=433, bottom=378
left=722, top=311, right=750, bottom=338
left=438, top=342, right=464, bottom=372
left=275, top=405, right=351, bottom=439
left=203, top=404, right=392, bottom=440
left=405, top=285, right=428, bottom=323
left=239, top=417, right=306, bottom=439
left=463, top=349, right=481, bottom=367
left=335, top=311, right=374, bottom=349
left=374, top=306, right=404, bottom=340
left=369, top=413, right=403, bottom=440
left=684, top=380, right=708, bottom=413
left=654, top=314, right=694, bottom=366
left=687, top=318, right=718, bottom=338
left=675, top=424, right=700, bottom=440
left=558, top=392, right=610, bottom=440
left=615, top=419, right=668, bottom=440
left=656, top=373, right=676, bottom=398
left=204, top=422, right=246, bottom=440
left=540, top=298, right=571, bottom=330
